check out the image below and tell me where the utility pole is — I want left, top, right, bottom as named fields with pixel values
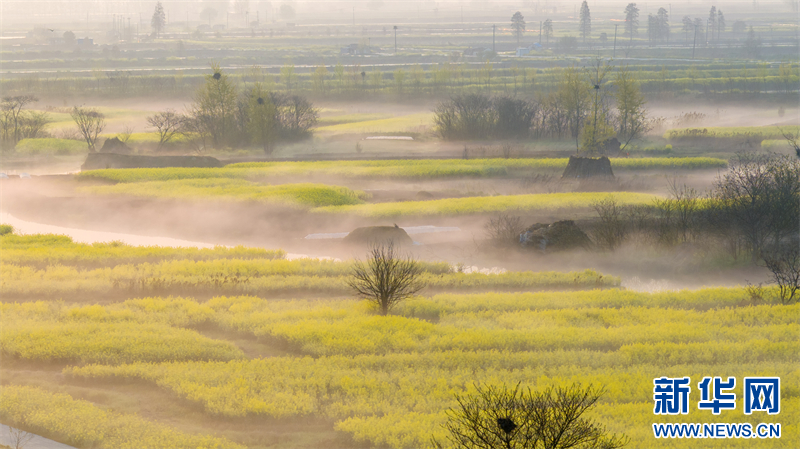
left=692, top=24, right=697, bottom=58
left=394, top=25, right=397, bottom=54
left=539, top=21, right=542, bottom=44
left=492, top=24, right=495, bottom=52
left=705, top=18, right=709, bottom=46
left=352, top=7, right=355, bottom=26
left=613, top=24, right=618, bottom=58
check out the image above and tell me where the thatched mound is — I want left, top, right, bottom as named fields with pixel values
left=99, top=137, right=132, bottom=154
left=520, top=220, right=592, bottom=252
left=561, top=156, right=614, bottom=179
left=82, top=153, right=223, bottom=170
left=343, top=226, right=413, bottom=246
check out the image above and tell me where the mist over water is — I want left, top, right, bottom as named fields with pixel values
left=1, top=0, right=798, bottom=448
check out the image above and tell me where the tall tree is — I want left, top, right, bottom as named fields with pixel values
left=151, top=1, right=166, bottom=39
left=246, top=83, right=277, bottom=155
left=624, top=3, right=640, bottom=41
left=614, top=65, right=649, bottom=151
left=745, top=26, right=760, bottom=57
left=582, top=59, right=614, bottom=155
left=511, top=11, right=526, bottom=46
left=543, top=19, right=553, bottom=44
left=657, top=8, right=670, bottom=41
left=579, top=1, right=591, bottom=42
left=192, top=62, right=238, bottom=148
left=717, top=10, right=726, bottom=39
left=694, top=18, right=704, bottom=36
left=708, top=6, right=718, bottom=42
left=682, top=16, right=693, bottom=42
left=70, top=106, right=105, bottom=152
left=558, top=66, right=590, bottom=149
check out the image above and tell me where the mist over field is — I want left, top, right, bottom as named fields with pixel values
left=1, top=1, right=798, bottom=449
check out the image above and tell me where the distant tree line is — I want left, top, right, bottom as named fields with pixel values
left=434, top=61, right=650, bottom=155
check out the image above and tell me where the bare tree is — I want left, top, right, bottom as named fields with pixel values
left=711, top=152, right=800, bottom=262
left=147, top=109, right=184, bottom=150
left=437, top=383, right=627, bottom=449
left=592, top=196, right=628, bottom=250
left=667, top=178, right=700, bottom=243
left=485, top=214, right=526, bottom=247
left=1, top=95, right=38, bottom=144
left=778, top=126, right=800, bottom=158
left=70, top=106, right=105, bottom=152
left=347, top=241, right=423, bottom=315
left=18, top=110, right=50, bottom=140
left=8, top=426, right=35, bottom=449
left=117, top=123, right=134, bottom=144
left=763, top=243, right=800, bottom=304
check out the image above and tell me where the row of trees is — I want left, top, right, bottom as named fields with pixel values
left=592, top=152, right=799, bottom=260
left=149, top=63, right=317, bottom=153
left=434, top=61, right=649, bottom=155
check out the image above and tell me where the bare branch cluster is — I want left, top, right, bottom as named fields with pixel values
left=70, top=106, right=105, bottom=152
left=347, top=242, right=423, bottom=315
left=440, top=383, right=627, bottom=449
left=763, top=243, right=800, bottom=304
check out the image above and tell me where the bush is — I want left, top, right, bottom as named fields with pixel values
left=0, top=224, right=13, bottom=235
left=484, top=214, right=526, bottom=247
left=438, top=383, right=627, bottom=449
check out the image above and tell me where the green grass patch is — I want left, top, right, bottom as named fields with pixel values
left=315, top=113, right=434, bottom=134
left=14, top=138, right=87, bottom=155
left=315, top=192, right=658, bottom=218
left=79, top=157, right=726, bottom=184
left=316, top=113, right=394, bottom=126
left=80, top=178, right=369, bottom=207
left=664, top=125, right=800, bottom=141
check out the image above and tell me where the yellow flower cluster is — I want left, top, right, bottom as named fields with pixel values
left=0, top=385, right=244, bottom=449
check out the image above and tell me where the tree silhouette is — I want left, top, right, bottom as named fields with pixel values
left=543, top=19, right=553, bottom=44
left=579, top=1, right=591, bottom=42
left=438, top=383, right=627, bottom=449
left=511, top=12, right=526, bottom=46
left=624, top=3, right=639, bottom=41
left=151, top=1, right=166, bottom=39
left=347, top=241, right=423, bottom=316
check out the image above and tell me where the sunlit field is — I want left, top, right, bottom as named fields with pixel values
left=1, top=0, right=798, bottom=448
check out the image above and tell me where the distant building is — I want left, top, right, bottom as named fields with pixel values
left=515, top=43, right=542, bottom=57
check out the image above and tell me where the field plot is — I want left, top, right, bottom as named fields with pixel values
left=79, top=158, right=728, bottom=184
left=316, top=192, right=658, bottom=218
left=1, top=229, right=797, bottom=449
left=60, top=291, right=799, bottom=449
